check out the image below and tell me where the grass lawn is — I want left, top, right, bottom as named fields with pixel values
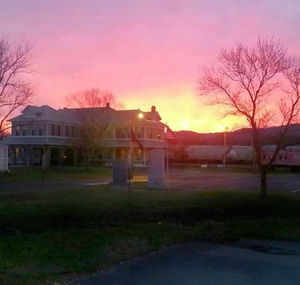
left=0, top=184, right=299, bottom=284
left=0, top=166, right=112, bottom=183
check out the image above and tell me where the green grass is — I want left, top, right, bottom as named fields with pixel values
left=0, top=166, right=112, bottom=183
left=0, top=185, right=299, bottom=284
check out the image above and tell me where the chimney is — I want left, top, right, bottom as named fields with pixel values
left=106, top=102, right=110, bottom=108
left=151, top=105, right=156, bottom=113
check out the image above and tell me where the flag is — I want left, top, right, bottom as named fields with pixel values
left=164, top=125, right=178, bottom=142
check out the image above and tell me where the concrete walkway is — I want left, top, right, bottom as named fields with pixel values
left=74, top=240, right=300, bottom=285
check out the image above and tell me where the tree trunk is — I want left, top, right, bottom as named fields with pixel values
left=259, top=165, right=267, bottom=198
left=252, top=127, right=268, bottom=198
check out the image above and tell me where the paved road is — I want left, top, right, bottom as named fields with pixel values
left=74, top=240, right=300, bottom=285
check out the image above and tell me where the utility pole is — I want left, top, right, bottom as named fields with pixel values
left=164, top=124, right=169, bottom=176
left=223, top=126, right=228, bottom=170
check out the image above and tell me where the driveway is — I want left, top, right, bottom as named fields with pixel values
left=74, top=240, right=300, bottom=285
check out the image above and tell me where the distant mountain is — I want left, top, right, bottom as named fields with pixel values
left=175, top=124, right=300, bottom=146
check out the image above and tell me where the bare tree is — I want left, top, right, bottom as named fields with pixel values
left=65, top=89, right=122, bottom=169
left=0, top=39, right=33, bottom=135
left=198, top=38, right=300, bottom=198
left=65, top=88, right=123, bottom=109
left=78, top=109, right=110, bottom=169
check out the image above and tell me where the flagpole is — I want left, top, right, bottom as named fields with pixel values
left=128, top=112, right=143, bottom=205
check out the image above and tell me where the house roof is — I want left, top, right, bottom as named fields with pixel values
left=10, top=104, right=163, bottom=126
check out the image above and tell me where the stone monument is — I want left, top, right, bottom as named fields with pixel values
left=0, top=144, right=8, bottom=171
left=112, top=159, right=129, bottom=187
left=148, top=149, right=166, bottom=188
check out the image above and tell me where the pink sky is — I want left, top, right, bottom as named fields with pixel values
left=1, top=0, right=299, bottom=132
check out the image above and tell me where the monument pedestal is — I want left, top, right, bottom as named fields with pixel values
left=112, top=159, right=129, bottom=187
left=0, top=145, right=8, bottom=171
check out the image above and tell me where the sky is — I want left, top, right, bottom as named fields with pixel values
left=1, top=0, right=300, bottom=132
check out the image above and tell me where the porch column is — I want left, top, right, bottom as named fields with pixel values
left=112, top=148, right=116, bottom=160
left=57, top=147, right=64, bottom=165
left=73, top=148, right=78, bottom=165
left=143, top=149, right=147, bottom=166
left=25, top=146, right=31, bottom=167
left=11, top=146, right=16, bottom=166
left=42, top=146, right=50, bottom=169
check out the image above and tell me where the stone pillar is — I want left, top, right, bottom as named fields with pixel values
left=147, top=149, right=166, bottom=188
left=112, top=159, right=129, bottom=187
left=0, top=145, right=8, bottom=171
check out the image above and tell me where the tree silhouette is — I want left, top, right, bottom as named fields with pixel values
left=199, top=38, right=300, bottom=197
left=0, top=39, right=33, bottom=135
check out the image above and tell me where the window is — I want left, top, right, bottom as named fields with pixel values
left=22, top=130, right=26, bottom=136
left=39, top=129, right=43, bottom=136
left=65, top=126, right=69, bottom=137
left=157, top=129, right=162, bottom=140
left=72, top=127, right=75, bottom=137
left=116, top=127, right=129, bottom=138
left=136, top=127, right=144, bottom=138
left=32, top=129, right=36, bottom=136
left=57, top=125, right=61, bottom=136
left=115, top=127, right=121, bottom=138
left=51, top=125, right=55, bottom=136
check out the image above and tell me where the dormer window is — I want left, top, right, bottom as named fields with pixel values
left=15, top=126, right=20, bottom=136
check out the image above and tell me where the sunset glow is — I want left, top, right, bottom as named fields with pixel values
left=1, top=0, right=299, bottom=132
